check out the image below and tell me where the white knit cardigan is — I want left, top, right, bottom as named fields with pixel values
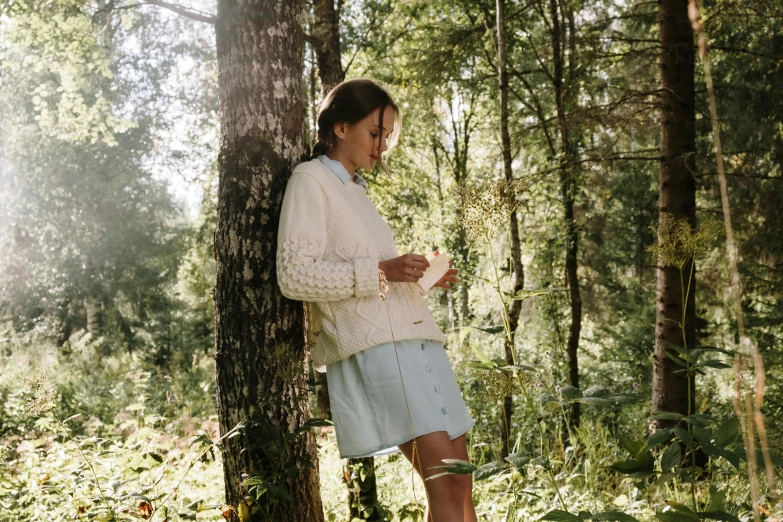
left=276, top=159, right=447, bottom=371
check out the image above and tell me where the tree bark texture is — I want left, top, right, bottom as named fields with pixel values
left=551, top=0, right=583, bottom=428
left=213, top=1, right=324, bottom=521
left=653, top=0, right=697, bottom=421
left=496, top=0, right=524, bottom=459
left=310, top=0, right=344, bottom=93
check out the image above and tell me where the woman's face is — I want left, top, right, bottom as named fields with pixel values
left=332, top=106, right=396, bottom=172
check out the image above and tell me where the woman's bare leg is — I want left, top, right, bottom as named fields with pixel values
left=450, top=433, right=477, bottom=521
left=398, top=431, right=470, bottom=521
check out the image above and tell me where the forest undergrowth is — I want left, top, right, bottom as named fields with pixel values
left=0, top=323, right=776, bottom=521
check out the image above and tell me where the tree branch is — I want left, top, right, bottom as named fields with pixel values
left=98, top=0, right=216, bottom=24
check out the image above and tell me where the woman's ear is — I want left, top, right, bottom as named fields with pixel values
left=332, top=121, right=347, bottom=141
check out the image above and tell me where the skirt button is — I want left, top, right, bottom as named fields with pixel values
left=426, top=365, right=432, bottom=373
left=434, top=385, right=440, bottom=393
left=441, top=407, right=447, bottom=415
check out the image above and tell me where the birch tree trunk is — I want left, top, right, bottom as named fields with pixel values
left=652, top=0, right=697, bottom=422
left=213, top=1, right=324, bottom=520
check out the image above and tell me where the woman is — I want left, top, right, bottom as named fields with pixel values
left=276, top=78, right=477, bottom=521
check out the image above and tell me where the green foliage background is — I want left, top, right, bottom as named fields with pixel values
left=1, top=0, right=782, bottom=520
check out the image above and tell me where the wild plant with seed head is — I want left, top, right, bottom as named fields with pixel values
left=24, top=373, right=56, bottom=416
left=647, top=215, right=722, bottom=269
left=468, top=364, right=527, bottom=402
left=450, top=178, right=527, bottom=244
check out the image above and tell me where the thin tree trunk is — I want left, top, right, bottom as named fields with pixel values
left=310, top=0, right=344, bottom=93
left=343, top=457, right=380, bottom=520
left=652, top=0, right=697, bottom=423
left=213, top=1, right=323, bottom=520
left=551, top=0, right=583, bottom=428
left=496, top=0, right=524, bottom=459
left=56, top=297, right=72, bottom=349
left=85, top=295, right=103, bottom=337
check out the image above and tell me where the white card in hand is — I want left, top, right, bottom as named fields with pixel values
left=417, top=251, right=450, bottom=293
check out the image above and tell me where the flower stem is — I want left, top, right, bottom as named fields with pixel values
left=487, top=232, right=516, bottom=365
left=55, top=418, right=114, bottom=520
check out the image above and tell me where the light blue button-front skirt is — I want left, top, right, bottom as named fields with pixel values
left=326, top=338, right=475, bottom=459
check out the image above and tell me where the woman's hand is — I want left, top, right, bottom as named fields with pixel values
left=378, top=254, right=430, bottom=283
left=432, top=251, right=459, bottom=290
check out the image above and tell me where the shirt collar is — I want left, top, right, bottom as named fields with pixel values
left=317, top=155, right=368, bottom=190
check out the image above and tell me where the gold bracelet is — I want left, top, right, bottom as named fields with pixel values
left=378, top=268, right=390, bottom=301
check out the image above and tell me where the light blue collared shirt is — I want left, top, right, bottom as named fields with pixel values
left=317, top=154, right=369, bottom=191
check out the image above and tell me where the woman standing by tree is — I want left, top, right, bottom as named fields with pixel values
left=277, top=78, right=477, bottom=521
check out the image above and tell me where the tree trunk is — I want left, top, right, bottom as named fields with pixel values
left=551, top=0, right=583, bottom=428
left=310, top=0, right=344, bottom=93
left=496, top=0, right=524, bottom=459
left=85, top=295, right=103, bottom=337
left=56, top=297, right=73, bottom=349
left=343, top=457, right=381, bottom=520
left=213, top=1, right=324, bottom=520
left=652, top=0, right=697, bottom=422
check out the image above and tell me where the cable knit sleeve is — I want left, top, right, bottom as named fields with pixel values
left=276, top=172, right=380, bottom=302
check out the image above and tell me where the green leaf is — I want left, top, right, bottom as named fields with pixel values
left=561, top=385, right=583, bottom=400
left=673, top=428, right=693, bottom=449
left=693, top=360, right=731, bottom=370
left=505, top=452, right=531, bottom=475
left=474, top=461, right=505, bottom=480
left=691, top=346, right=734, bottom=357
left=471, top=345, right=494, bottom=365
left=701, top=441, right=718, bottom=457
left=539, top=510, right=583, bottom=521
left=460, top=326, right=505, bottom=344
left=591, top=512, right=641, bottom=521
left=653, top=514, right=682, bottom=522
left=700, top=511, right=741, bottom=522
left=683, top=413, right=713, bottom=427
left=661, top=443, right=681, bottom=472
left=665, top=351, right=689, bottom=368
left=649, top=412, right=684, bottom=422
left=619, top=438, right=646, bottom=458
left=583, top=385, right=609, bottom=397
left=666, top=501, right=698, bottom=516
left=713, top=417, right=739, bottom=448
left=576, top=396, right=614, bottom=406
left=145, top=452, right=164, bottom=463
left=664, top=341, right=697, bottom=363
left=647, top=429, right=674, bottom=448
left=705, top=486, right=726, bottom=512
left=425, top=458, right=477, bottom=481
left=609, top=456, right=654, bottom=475
left=458, top=326, right=475, bottom=345
left=691, top=426, right=713, bottom=443
left=655, top=509, right=698, bottom=521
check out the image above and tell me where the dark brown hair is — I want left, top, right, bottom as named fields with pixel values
left=311, top=78, right=402, bottom=176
